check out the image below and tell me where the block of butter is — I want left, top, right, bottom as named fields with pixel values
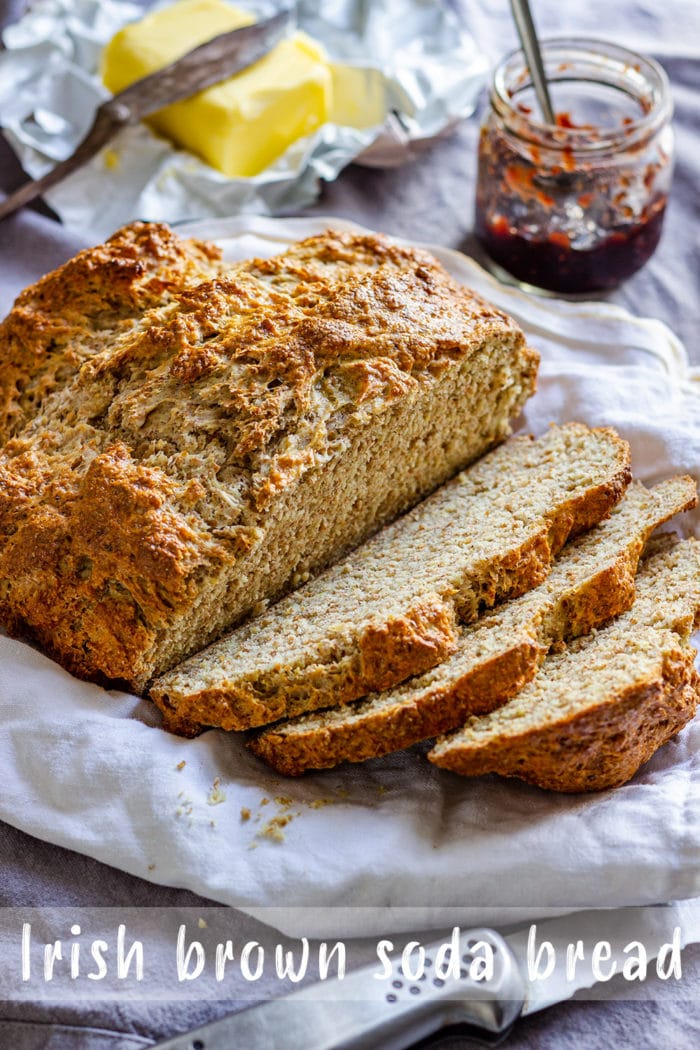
left=101, top=0, right=333, bottom=178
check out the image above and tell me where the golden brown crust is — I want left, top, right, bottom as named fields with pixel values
left=0, top=222, right=223, bottom=444
left=431, top=652, right=699, bottom=793
left=357, top=597, right=459, bottom=692
left=0, top=224, right=538, bottom=689
left=429, top=538, right=700, bottom=791
left=558, top=558, right=636, bottom=638
left=0, top=442, right=232, bottom=684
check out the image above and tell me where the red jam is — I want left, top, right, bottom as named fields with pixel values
left=475, top=40, right=674, bottom=294
left=475, top=190, right=667, bottom=294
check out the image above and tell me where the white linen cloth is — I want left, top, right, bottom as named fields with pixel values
left=0, top=215, right=698, bottom=939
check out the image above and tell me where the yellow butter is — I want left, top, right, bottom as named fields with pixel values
left=101, top=0, right=333, bottom=177
left=329, top=65, right=386, bottom=130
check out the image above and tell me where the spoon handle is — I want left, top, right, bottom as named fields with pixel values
left=509, top=0, right=555, bottom=125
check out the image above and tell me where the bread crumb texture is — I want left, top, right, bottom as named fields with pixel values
left=206, top=776, right=226, bottom=805
left=153, top=422, right=631, bottom=733
left=429, top=539, right=700, bottom=792
left=0, top=223, right=537, bottom=691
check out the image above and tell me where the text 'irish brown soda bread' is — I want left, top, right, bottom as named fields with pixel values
left=0, top=222, right=224, bottom=444
left=0, top=226, right=539, bottom=690
left=151, top=423, right=632, bottom=734
left=249, top=476, right=697, bottom=774
left=429, top=538, right=700, bottom=792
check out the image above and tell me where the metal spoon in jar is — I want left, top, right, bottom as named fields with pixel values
left=509, top=0, right=555, bottom=125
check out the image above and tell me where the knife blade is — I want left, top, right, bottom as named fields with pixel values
left=0, top=8, right=293, bottom=223
left=150, top=902, right=699, bottom=1050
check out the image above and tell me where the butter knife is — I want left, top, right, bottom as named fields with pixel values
left=151, top=903, right=698, bottom=1049
left=0, top=8, right=293, bottom=222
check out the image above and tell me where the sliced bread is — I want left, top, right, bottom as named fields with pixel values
left=249, top=476, right=697, bottom=774
left=428, top=539, right=700, bottom=792
left=151, top=423, right=631, bottom=734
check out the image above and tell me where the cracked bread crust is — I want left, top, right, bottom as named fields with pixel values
left=0, top=225, right=538, bottom=690
left=0, top=222, right=224, bottom=445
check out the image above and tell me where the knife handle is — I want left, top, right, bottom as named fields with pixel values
left=152, top=927, right=526, bottom=1050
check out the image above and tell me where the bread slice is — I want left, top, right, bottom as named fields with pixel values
left=0, top=227, right=539, bottom=691
left=248, top=476, right=697, bottom=773
left=151, top=423, right=631, bottom=734
left=429, top=539, right=700, bottom=792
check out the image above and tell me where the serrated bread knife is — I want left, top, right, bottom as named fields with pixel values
left=152, top=903, right=699, bottom=1049
left=0, top=8, right=293, bottom=223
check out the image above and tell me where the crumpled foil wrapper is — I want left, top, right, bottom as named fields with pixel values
left=0, top=0, right=488, bottom=236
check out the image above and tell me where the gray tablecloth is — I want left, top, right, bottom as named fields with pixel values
left=1, top=0, right=699, bottom=1046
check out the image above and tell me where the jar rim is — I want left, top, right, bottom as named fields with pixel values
left=491, top=37, right=673, bottom=153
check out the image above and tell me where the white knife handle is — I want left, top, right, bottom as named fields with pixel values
left=153, top=927, right=526, bottom=1050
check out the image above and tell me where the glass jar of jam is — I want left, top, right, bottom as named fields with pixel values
left=474, top=39, right=674, bottom=294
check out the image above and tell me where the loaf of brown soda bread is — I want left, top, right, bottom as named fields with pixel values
left=0, top=225, right=538, bottom=691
